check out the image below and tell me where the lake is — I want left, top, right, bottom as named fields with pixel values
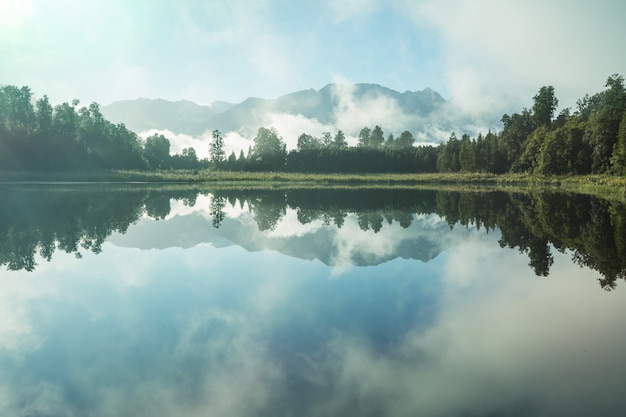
left=1, top=184, right=625, bottom=417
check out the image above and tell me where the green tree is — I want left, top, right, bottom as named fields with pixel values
left=0, top=85, right=35, bottom=133
left=357, top=127, right=371, bottom=147
left=251, top=127, right=286, bottom=171
left=610, top=111, right=626, bottom=175
left=35, top=95, right=53, bottom=137
left=321, top=131, right=333, bottom=148
left=396, top=130, right=415, bottom=149
left=458, top=133, right=476, bottom=171
left=296, top=133, right=320, bottom=151
left=500, top=109, right=534, bottom=168
left=332, top=130, right=348, bottom=149
left=370, top=125, right=385, bottom=148
left=182, top=147, right=198, bottom=167
left=384, top=133, right=396, bottom=149
left=436, top=132, right=460, bottom=172
left=209, top=129, right=225, bottom=168
left=589, top=74, right=626, bottom=173
left=143, top=134, right=170, bottom=169
left=532, top=85, right=558, bottom=127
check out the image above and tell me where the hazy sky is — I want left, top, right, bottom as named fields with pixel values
left=2, top=0, right=625, bottom=113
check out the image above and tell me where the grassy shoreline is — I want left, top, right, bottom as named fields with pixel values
left=1, top=170, right=625, bottom=200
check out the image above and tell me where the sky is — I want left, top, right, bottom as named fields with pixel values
left=2, top=0, right=625, bottom=116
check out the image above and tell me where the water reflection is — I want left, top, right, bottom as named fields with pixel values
left=1, top=185, right=625, bottom=289
left=1, top=185, right=626, bottom=416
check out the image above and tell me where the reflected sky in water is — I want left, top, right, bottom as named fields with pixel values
left=1, top=191, right=625, bottom=417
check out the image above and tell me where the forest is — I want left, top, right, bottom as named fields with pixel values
left=1, top=74, right=625, bottom=175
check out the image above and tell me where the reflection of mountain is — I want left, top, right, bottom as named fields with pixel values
left=2, top=185, right=625, bottom=289
left=101, top=83, right=445, bottom=137
left=108, top=211, right=450, bottom=266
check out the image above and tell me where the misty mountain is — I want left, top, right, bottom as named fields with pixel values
left=101, top=98, right=234, bottom=135
left=101, top=83, right=446, bottom=137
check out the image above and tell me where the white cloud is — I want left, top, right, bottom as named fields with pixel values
left=404, top=0, right=626, bottom=112
left=223, top=131, right=254, bottom=157
left=331, top=83, right=409, bottom=133
left=138, top=129, right=212, bottom=158
left=267, top=209, right=325, bottom=239
left=326, top=0, right=380, bottom=21
left=262, top=113, right=334, bottom=150
left=0, top=0, right=36, bottom=36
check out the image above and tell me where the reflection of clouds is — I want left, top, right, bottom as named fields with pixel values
left=5, top=210, right=626, bottom=416
left=321, top=238, right=626, bottom=417
left=330, top=214, right=400, bottom=266
left=0, top=275, right=49, bottom=356
left=166, top=194, right=213, bottom=220
left=267, top=209, right=324, bottom=238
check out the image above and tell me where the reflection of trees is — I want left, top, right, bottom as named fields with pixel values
left=144, top=192, right=171, bottom=220
left=209, top=196, right=226, bottom=229
left=216, top=189, right=287, bottom=231
left=2, top=185, right=625, bottom=289
left=357, top=212, right=384, bottom=233
left=0, top=186, right=193, bottom=271
left=249, top=192, right=286, bottom=232
left=280, top=189, right=625, bottom=289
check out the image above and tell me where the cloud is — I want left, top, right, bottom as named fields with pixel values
left=330, top=82, right=412, bottom=134
left=262, top=113, right=334, bottom=150
left=0, top=0, right=36, bottom=37
left=403, top=0, right=626, bottom=112
left=137, top=129, right=224, bottom=159
left=326, top=0, right=380, bottom=21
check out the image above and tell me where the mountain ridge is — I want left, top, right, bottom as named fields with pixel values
left=101, top=83, right=446, bottom=137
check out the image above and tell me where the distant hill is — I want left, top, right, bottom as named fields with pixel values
left=101, top=83, right=446, bottom=137
left=101, top=98, right=234, bottom=135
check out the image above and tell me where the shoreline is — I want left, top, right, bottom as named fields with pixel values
left=1, top=170, right=625, bottom=201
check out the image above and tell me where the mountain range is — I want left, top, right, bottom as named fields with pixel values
left=101, top=83, right=448, bottom=139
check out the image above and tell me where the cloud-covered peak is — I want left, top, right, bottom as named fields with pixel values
left=102, top=82, right=461, bottom=156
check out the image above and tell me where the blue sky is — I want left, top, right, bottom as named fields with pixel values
left=2, top=0, right=625, bottom=114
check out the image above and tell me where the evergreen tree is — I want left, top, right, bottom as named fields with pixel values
left=332, top=130, right=347, bottom=149
left=396, top=131, right=415, bottom=149
left=610, top=112, right=626, bottom=175
left=370, top=125, right=385, bottom=148
left=209, top=129, right=226, bottom=168
left=532, top=86, right=558, bottom=127
left=357, top=127, right=371, bottom=147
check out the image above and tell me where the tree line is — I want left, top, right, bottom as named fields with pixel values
left=211, top=74, right=625, bottom=175
left=0, top=86, right=207, bottom=171
left=2, top=74, right=625, bottom=175
left=435, top=75, right=626, bottom=175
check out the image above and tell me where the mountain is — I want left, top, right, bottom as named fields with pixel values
left=101, top=83, right=446, bottom=137
left=101, top=98, right=234, bottom=135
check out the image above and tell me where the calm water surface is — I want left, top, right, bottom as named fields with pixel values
left=1, top=185, right=625, bottom=417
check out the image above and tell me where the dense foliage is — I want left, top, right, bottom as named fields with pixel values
left=434, top=74, right=626, bottom=176
left=1, top=74, right=624, bottom=175
left=0, top=86, right=207, bottom=171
